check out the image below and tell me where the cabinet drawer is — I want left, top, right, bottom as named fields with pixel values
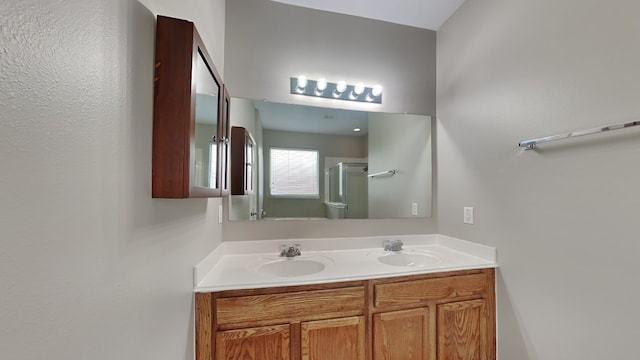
left=217, top=286, right=365, bottom=326
left=374, top=273, right=488, bottom=307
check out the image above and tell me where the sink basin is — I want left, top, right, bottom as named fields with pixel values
left=377, top=251, right=442, bottom=267
left=253, top=256, right=333, bottom=277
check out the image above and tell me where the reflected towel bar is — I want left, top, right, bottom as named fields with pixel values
left=368, top=170, right=396, bottom=178
left=518, top=120, right=640, bottom=150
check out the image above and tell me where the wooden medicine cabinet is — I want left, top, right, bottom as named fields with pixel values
left=152, top=15, right=229, bottom=198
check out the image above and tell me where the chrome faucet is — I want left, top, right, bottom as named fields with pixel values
left=280, top=243, right=302, bottom=257
left=383, top=239, right=403, bottom=252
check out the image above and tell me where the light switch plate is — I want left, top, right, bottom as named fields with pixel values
left=464, top=207, right=474, bottom=224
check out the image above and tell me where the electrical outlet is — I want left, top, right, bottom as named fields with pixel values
left=464, top=207, right=474, bottom=224
left=411, top=203, right=418, bottom=216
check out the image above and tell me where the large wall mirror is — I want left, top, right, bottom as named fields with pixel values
left=228, top=97, right=432, bottom=221
left=193, top=52, right=220, bottom=190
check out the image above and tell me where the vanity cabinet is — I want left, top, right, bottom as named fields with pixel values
left=197, top=284, right=366, bottom=360
left=214, top=317, right=365, bottom=360
left=196, top=269, right=495, bottom=360
left=230, top=126, right=256, bottom=195
left=373, top=308, right=431, bottom=359
left=152, top=16, right=229, bottom=198
left=437, top=299, right=489, bottom=360
left=216, top=324, right=291, bottom=359
left=371, top=271, right=495, bottom=360
left=301, top=316, right=366, bottom=360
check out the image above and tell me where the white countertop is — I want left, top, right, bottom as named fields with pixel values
left=194, top=234, right=497, bottom=292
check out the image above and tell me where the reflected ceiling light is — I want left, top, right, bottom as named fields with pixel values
left=353, top=128, right=361, bottom=132
left=289, top=77, right=382, bottom=104
left=296, top=75, right=308, bottom=93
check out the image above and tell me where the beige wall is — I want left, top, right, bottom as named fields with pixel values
left=0, top=0, right=225, bottom=359
left=437, top=0, right=640, bottom=358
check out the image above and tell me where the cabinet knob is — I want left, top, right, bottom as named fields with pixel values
left=211, top=135, right=217, bottom=143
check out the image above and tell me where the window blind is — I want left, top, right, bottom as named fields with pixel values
left=270, top=148, right=319, bottom=197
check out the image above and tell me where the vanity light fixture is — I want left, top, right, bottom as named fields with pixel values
left=290, top=76, right=382, bottom=104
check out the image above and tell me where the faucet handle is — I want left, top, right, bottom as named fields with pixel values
left=393, top=239, right=403, bottom=251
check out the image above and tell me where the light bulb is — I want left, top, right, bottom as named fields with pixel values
left=353, top=83, right=365, bottom=95
left=315, top=78, right=327, bottom=95
left=296, top=75, right=307, bottom=92
left=350, top=82, right=365, bottom=100
left=367, top=84, right=383, bottom=101
left=371, top=85, right=383, bottom=97
left=316, top=78, right=327, bottom=91
left=334, top=81, right=347, bottom=97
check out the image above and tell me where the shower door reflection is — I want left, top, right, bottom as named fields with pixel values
left=327, top=162, right=368, bottom=219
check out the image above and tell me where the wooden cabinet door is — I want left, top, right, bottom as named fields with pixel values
left=216, top=324, right=290, bottom=360
left=437, top=299, right=488, bottom=360
left=231, top=126, right=256, bottom=196
left=373, top=308, right=431, bottom=360
left=301, top=316, right=365, bottom=360
left=152, top=16, right=226, bottom=198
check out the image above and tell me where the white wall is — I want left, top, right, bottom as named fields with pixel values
left=437, top=1, right=640, bottom=359
left=0, top=0, right=225, bottom=359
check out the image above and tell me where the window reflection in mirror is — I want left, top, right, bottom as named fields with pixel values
left=194, top=49, right=220, bottom=189
left=270, top=148, right=319, bottom=198
left=228, top=98, right=432, bottom=221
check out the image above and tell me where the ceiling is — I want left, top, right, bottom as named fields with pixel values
left=271, top=0, right=466, bottom=30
